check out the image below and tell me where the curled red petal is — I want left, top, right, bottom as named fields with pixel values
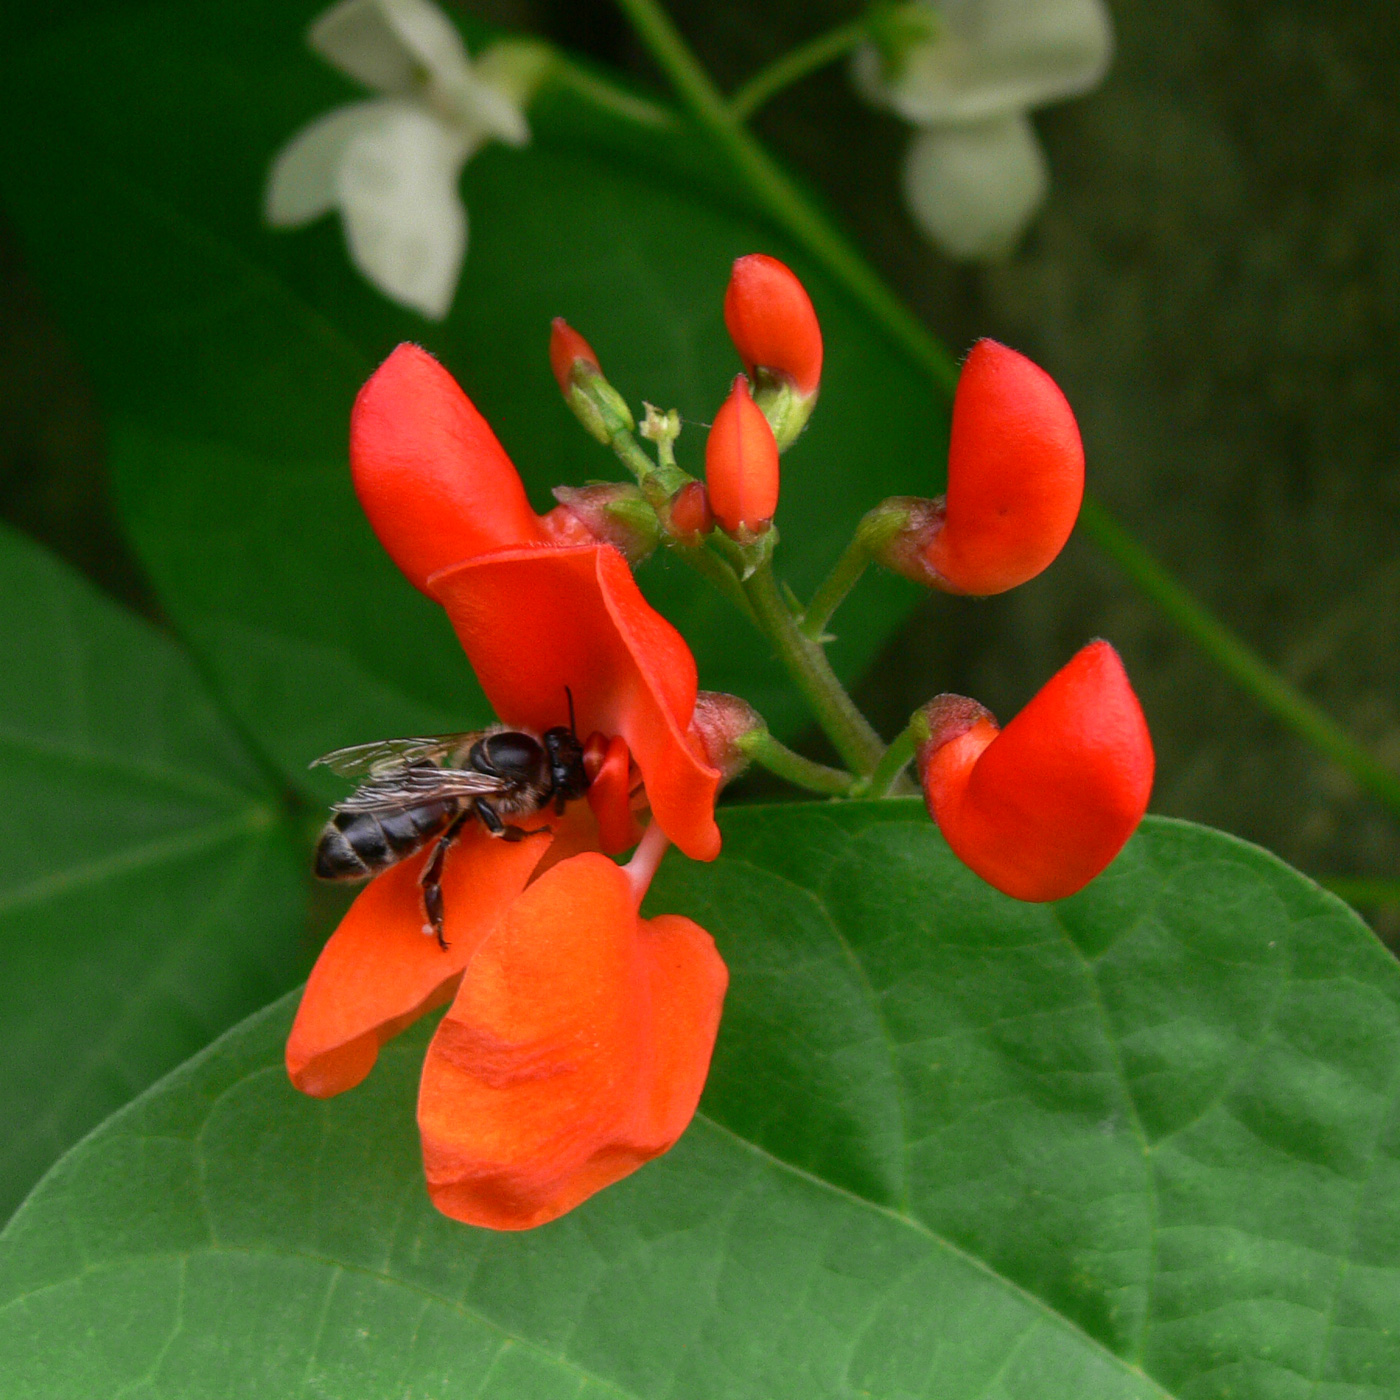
left=705, top=375, right=780, bottom=537
left=586, top=733, right=645, bottom=855
left=724, top=254, right=823, bottom=397
left=285, top=825, right=552, bottom=1098
left=429, top=544, right=721, bottom=861
left=418, top=852, right=727, bottom=1230
left=351, top=344, right=548, bottom=593
left=923, top=340, right=1084, bottom=596
left=918, top=641, right=1154, bottom=901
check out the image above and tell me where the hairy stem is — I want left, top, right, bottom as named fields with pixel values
left=739, top=727, right=858, bottom=795
left=799, top=533, right=872, bottom=641
left=743, top=560, right=886, bottom=774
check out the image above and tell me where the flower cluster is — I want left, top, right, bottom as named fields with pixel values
left=291, top=252, right=1152, bottom=1232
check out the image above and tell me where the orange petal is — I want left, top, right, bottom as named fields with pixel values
left=585, top=734, right=645, bottom=855
left=418, top=852, right=727, bottom=1230
left=286, top=825, right=553, bottom=1098
left=429, top=544, right=721, bottom=861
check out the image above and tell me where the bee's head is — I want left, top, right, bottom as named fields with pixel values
left=542, top=725, right=590, bottom=800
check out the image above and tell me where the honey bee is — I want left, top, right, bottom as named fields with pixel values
left=311, top=705, right=590, bottom=949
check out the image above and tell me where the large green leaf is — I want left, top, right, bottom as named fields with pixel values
left=0, top=1, right=944, bottom=795
left=3, top=805, right=1397, bottom=1397
left=0, top=524, right=308, bottom=1221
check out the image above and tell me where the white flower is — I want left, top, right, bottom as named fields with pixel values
left=266, top=0, right=545, bottom=319
left=853, top=0, right=1113, bottom=261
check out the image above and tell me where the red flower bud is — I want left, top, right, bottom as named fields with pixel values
left=705, top=375, right=780, bottom=539
left=350, top=344, right=548, bottom=594
left=724, top=254, right=823, bottom=397
left=548, top=317, right=600, bottom=395
left=666, top=480, right=715, bottom=543
left=922, top=339, right=1084, bottom=596
left=917, top=641, right=1153, bottom=901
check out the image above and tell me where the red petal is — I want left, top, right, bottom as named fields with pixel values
left=418, top=852, right=727, bottom=1230
left=919, top=641, right=1154, bottom=901
left=429, top=544, right=721, bottom=861
left=924, top=340, right=1084, bottom=596
left=286, top=826, right=552, bottom=1097
left=585, top=733, right=645, bottom=855
left=724, top=254, right=823, bottom=397
left=350, top=344, right=548, bottom=594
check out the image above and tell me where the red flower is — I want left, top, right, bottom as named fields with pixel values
left=724, top=253, right=823, bottom=398
left=917, top=641, right=1154, bottom=901
left=289, top=344, right=729, bottom=1229
left=705, top=374, right=780, bottom=539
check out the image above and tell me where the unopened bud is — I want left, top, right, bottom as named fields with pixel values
left=665, top=481, right=714, bottom=543
left=691, top=691, right=764, bottom=785
left=549, top=317, right=635, bottom=445
left=705, top=375, right=780, bottom=541
left=548, top=482, right=660, bottom=565
left=917, top=641, right=1153, bottom=902
left=724, top=254, right=822, bottom=451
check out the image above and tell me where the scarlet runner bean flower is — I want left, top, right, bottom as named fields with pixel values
left=723, top=253, right=823, bottom=451
left=870, top=338, right=1084, bottom=595
left=916, top=640, right=1153, bottom=900
left=289, top=342, right=729, bottom=1229
left=705, top=375, right=781, bottom=540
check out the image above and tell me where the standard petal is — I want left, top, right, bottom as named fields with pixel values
left=264, top=99, right=390, bottom=227
left=286, top=824, right=551, bottom=1098
left=350, top=344, right=549, bottom=593
left=418, top=853, right=727, bottom=1229
left=853, top=0, right=1114, bottom=125
left=429, top=545, right=722, bottom=861
left=901, top=114, right=1048, bottom=261
left=309, top=0, right=422, bottom=94
left=336, top=101, right=471, bottom=319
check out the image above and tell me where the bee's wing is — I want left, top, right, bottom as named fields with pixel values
left=310, top=733, right=485, bottom=779
left=331, top=767, right=510, bottom=814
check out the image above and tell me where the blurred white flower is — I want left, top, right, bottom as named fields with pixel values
left=266, top=0, right=547, bottom=319
left=852, top=0, right=1113, bottom=261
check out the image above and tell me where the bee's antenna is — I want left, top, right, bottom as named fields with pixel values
left=565, top=685, right=577, bottom=737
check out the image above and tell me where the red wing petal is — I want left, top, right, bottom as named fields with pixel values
left=429, top=544, right=721, bottom=861
left=286, top=825, right=552, bottom=1098
left=417, top=853, right=726, bottom=1230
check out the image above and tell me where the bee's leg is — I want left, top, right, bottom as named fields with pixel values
left=474, top=798, right=548, bottom=843
left=419, top=811, right=471, bottom=950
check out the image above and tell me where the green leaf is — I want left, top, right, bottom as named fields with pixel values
left=4, top=805, right=1397, bottom=1397
left=0, top=1, right=945, bottom=796
left=0, top=523, right=308, bottom=1221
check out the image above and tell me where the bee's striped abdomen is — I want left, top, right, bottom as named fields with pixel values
left=313, top=801, right=455, bottom=882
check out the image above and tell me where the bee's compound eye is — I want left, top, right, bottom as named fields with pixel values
left=481, top=731, right=545, bottom=780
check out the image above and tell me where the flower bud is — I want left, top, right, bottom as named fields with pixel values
left=705, top=375, right=780, bottom=540
left=665, top=481, right=715, bottom=544
left=724, top=254, right=823, bottom=450
left=917, top=640, right=1153, bottom=902
left=870, top=340, right=1084, bottom=596
left=690, top=691, right=763, bottom=786
left=549, top=317, right=635, bottom=444
left=547, top=482, right=661, bottom=565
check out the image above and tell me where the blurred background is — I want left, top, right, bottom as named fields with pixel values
left=3, top=0, right=1399, bottom=933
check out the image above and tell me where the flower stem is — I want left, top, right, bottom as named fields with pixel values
left=728, top=18, right=870, bottom=122
left=550, top=53, right=679, bottom=129
left=614, top=0, right=1400, bottom=827
left=855, top=717, right=921, bottom=797
left=799, top=532, right=871, bottom=641
left=742, top=559, right=885, bottom=773
left=738, top=727, right=858, bottom=795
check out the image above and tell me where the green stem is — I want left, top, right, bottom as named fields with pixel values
left=858, top=719, right=921, bottom=797
left=550, top=53, right=678, bottom=128
left=739, top=727, right=858, bottom=795
left=1080, top=497, right=1400, bottom=821
left=742, top=559, right=885, bottom=773
left=615, top=0, right=1400, bottom=826
left=729, top=19, right=869, bottom=122
left=676, top=542, right=760, bottom=626
left=800, top=532, right=871, bottom=641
